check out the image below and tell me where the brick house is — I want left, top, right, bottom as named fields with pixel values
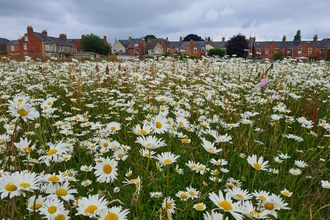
left=112, top=37, right=146, bottom=57
left=147, top=38, right=169, bottom=56
left=0, top=38, right=10, bottom=52
left=166, top=36, right=206, bottom=58
left=13, top=26, right=76, bottom=60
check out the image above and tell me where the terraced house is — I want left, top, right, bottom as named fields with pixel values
left=7, top=26, right=77, bottom=60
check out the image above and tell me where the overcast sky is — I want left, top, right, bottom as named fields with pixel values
left=1, top=0, right=329, bottom=44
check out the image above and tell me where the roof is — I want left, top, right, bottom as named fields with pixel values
left=0, top=38, right=10, bottom=43
left=147, top=39, right=165, bottom=50
left=7, top=40, right=19, bottom=45
left=207, top=41, right=226, bottom=48
left=33, top=32, right=74, bottom=47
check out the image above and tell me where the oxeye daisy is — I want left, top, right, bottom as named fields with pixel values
left=247, top=154, right=269, bottom=171
left=113, top=148, right=128, bottom=161
left=14, top=137, right=36, bottom=153
left=139, top=148, right=156, bottom=159
left=7, top=97, right=40, bottom=122
left=289, top=168, right=302, bottom=175
left=281, top=188, right=293, bottom=197
left=15, top=171, right=41, bottom=193
left=43, top=173, right=65, bottom=183
left=0, top=173, right=21, bottom=199
left=162, top=197, right=176, bottom=214
left=156, top=151, right=180, bottom=166
left=193, top=202, right=206, bottom=211
left=176, top=190, right=189, bottom=201
left=186, top=186, right=199, bottom=199
left=201, top=138, right=222, bottom=154
left=209, top=190, right=244, bottom=220
left=94, top=157, right=118, bottom=183
left=203, top=211, right=227, bottom=220
left=321, top=180, right=330, bottom=189
left=227, top=187, right=252, bottom=201
left=98, top=206, right=130, bottom=220
left=80, top=165, right=93, bottom=172
left=150, top=191, right=163, bottom=198
left=45, top=181, right=77, bottom=201
left=294, top=160, right=308, bottom=168
left=38, top=142, right=67, bottom=166
left=153, top=114, right=170, bottom=134
left=136, top=135, right=166, bottom=150
left=106, top=122, right=121, bottom=134
left=75, top=194, right=108, bottom=218
left=252, top=190, right=271, bottom=201
left=39, top=197, right=66, bottom=220
left=209, top=158, right=228, bottom=166
left=27, top=195, right=45, bottom=213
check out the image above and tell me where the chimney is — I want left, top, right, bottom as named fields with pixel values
left=42, top=30, right=47, bottom=36
left=27, top=26, right=33, bottom=34
left=81, top=34, right=85, bottom=39
left=59, top=34, right=67, bottom=40
left=180, top=36, right=182, bottom=42
left=222, top=37, right=225, bottom=43
left=282, top=35, right=286, bottom=42
left=313, top=34, right=318, bottom=42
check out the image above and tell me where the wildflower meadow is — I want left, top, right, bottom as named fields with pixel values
left=0, top=56, right=329, bottom=219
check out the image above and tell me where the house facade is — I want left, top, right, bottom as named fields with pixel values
left=112, top=37, right=146, bottom=57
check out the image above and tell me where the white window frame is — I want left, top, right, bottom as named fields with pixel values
left=23, top=43, right=27, bottom=50
left=11, top=45, right=15, bottom=51
left=308, top=48, right=312, bottom=54
left=201, top=47, right=205, bottom=53
left=298, top=48, right=302, bottom=54
left=184, top=48, right=187, bottom=53
left=24, top=35, right=28, bottom=41
left=167, top=48, right=170, bottom=52
left=274, top=48, right=279, bottom=54
left=265, top=48, right=269, bottom=55
left=194, top=47, right=197, bottom=53
left=287, top=48, right=291, bottom=54
left=175, top=48, right=178, bottom=52
left=320, top=48, right=324, bottom=54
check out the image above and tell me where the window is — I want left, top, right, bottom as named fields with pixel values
left=256, top=48, right=261, bottom=54
left=265, top=48, right=269, bottom=55
left=320, top=48, right=324, bottom=54
left=175, top=48, right=178, bottom=52
left=54, top=45, right=56, bottom=51
left=287, top=48, right=291, bottom=54
left=201, top=47, right=205, bottom=53
left=194, top=48, right=197, bottom=53
left=184, top=48, right=187, bottom=53
left=113, top=49, right=117, bottom=52
left=11, top=45, right=15, bottom=51
left=24, top=35, right=28, bottom=41
left=135, top=44, right=138, bottom=47
left=23, top=43, right=27, bottom=50
left=298, top=48, right=302, bottom=54
left=119, top=49, right=123, bottom=52
left=308, top=48, right=312, bottom=54
left=274, top=48, right=279, bottom=53
left=167, top=48, right=170, bottom=52
left=282, top=48, right=285, bottom=53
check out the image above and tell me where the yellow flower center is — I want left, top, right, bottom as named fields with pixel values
left=265, top=202, right=274, bottom=210
left=17, top=109, right=28, bottom=116
left=85, top=205, right=97, bottom=214
left=48, top=176, right=60, bottom=182
left=250, top=210, right=260, bottom=217
left=236, top=194, right=244, bottom=199
left=110, top=126, right=116, bottom=131
left=282, top=191, right=291, bottom=196
left=179, top=121, right=184, bottom=126
left=55, top=214, right=65, bottom=220
left=103, top=143, right=109, bottom=148
left=31, top=203, right=42, bottom=210
left=105, top=213, right=119, bottom=220
left=103, top=164, right=112, bottom=174
left=117, top=153, right=124, bottom=158
left=140, top=129, right=147, bottom=135
left=5, top=182, right=17, bottom=191
left=166, top=202, right=172, bottom=209
left=48, top=205, right=57, bottom=214
left=253, top=163, right=262, bottom=169
left=195, top=204, right=204, bottom=210
left=18, top=98, right=23, bottom=103
left=182, top=138, right=190, bottom=143
left=56, top=188, right=68, bottom=196
left=23, top=147, right=33, bottom=152
left=20, top=182, right=31, bottom=188
left=258, top=195, right=266, bottom=200
left=163, top=159, right=172, bottom=164
left=180, top=193, right=187, bottom=199
left=189, top=191, right=195, bottom=196
left=156, top=121, right=162, bottom=129
left=209, top=148, right=215, bottom=152
left=47, top=148, right=58, bottom=156
left=219, top=201, right=233, bottom=211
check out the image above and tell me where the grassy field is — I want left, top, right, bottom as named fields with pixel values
left=0, top=56, right=329, bottom=219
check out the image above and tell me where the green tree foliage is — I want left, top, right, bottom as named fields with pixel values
left=226, top=33, right=249, bottom=58
left=272, top=52, right=284, bottom=61
left=183, top=34, right=204, bottom=41
left=144, top=35, right=157, bottom=42
left=80, top=34, right=111, bottom=55
left=293, top=30, right=302, bottom=42
left=208, top=48, right=226, bottom=57
left=326, top=50, right=330, bottom=61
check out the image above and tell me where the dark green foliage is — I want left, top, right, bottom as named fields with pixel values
left=183, top=34, right=204, bottom=41
left=326, top=50, right=330, bottom=61
left=273, top=52, right=284, bottom=60
left=208, top=48, right=226, bottom=57
left=80, top=34, right=111, bottom=55
left=144, top=35, right=157, bottom=42
left=226, top=33, right=249, bottom=58
left=293, top=30, right=302, bottom=42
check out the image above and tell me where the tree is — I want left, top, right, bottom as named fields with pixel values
left=293, top=30, right=301, bottom=42
left=208, top=48, right=226, bottom=57
left=226, top=33, right=249, bottom=58
left=183, top=34, right=204, bottom=41
left=326, top=50, right=330, bottom=61
left=144, top=35, right=157, bottom=42
left=272, top=52, right=284, bottom=61
left=80, top=34, right=111, bottom=55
